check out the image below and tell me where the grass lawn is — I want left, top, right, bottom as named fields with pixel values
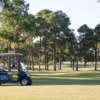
left=1, top=66, right=100, bottom=100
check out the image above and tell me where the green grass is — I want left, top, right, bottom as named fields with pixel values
left=1, top=66, right=100, bottom=100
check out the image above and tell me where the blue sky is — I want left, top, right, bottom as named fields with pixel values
left=26, top=0, right=100, bottom=33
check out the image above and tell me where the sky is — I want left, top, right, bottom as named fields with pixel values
left=26, top=0, right=100, bottom=34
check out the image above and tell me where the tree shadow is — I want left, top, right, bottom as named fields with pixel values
left=1, top=72, right=100, bottom=86
left=31, top=77, right=100, bottom=86
left=31, top=72, right=100, bottom=86
left=50, top=72, right=100, bottom=78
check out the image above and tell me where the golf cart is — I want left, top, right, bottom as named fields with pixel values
left=0, top=53, right=32, bottom=86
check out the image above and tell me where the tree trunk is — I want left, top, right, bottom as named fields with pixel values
left=58, top=58, right=62, bottom=70
left=53, top=36, right=56, bottom=71
left=94, top=42, right=98, bottom=71
left=39, top=36, right=41, bottom=71
left=26, top=58, right=29, bottom=72
left=46, top=52, right=49, bottom=70
left=28, top=54, right=31, bottom=70
left=58, top=50, right=62, bottom=70
left=84, top=60, right=87, bottom=67
left=70, top=58, right=72, bottom=67
left=44, top=32, right=48, bottom=70
left=29, top=61, right=32, bottom=70
left=28, top=60, right=30, bottom=70
left=8, top=56, right=11, bottom=72
left=76, top=60, right=79, bottom=71
left=32, top=55, right=34, bottom=70
left=72, top=59, right=75, bottom=71
left=12, top=56, right=16, bottom=68
left=16, top=56, right=21, bottom=72
left=44, top=41, right=47, bottom=70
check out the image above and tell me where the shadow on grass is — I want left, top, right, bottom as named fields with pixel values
left=48, top=73, right=100, bottom=78
left=31, top=72, right=100, bottom=78
left=31, top=72, right=100, bottom=86
left=1, top=72, right=100, bottom=86
left=32, top=77, right=100, bottom=86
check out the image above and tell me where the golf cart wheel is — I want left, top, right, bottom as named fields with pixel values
left=20, top=78, right=29, bottom=86
left=20, top=78, right=32, bottom=86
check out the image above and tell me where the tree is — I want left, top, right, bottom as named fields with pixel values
left=94, top=24, right=100, bottom=71
left=67, top=31, right=77, bottom=71
left=78, top=24, right=96, bottom=70
left=0, top=0, right=30, bottom=51
left=48, top=11, right=70, bottom=71
left=36, top=9, right=71, bottom=71
left=36, top=9, right=52, bottom=70
left=56, top=33, right=67, bottom=70
left=33, top=15, right=49, bottom=71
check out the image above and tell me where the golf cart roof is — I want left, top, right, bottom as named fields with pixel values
left=0, top=53, right=23, bottom=56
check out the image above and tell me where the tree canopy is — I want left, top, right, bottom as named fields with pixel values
left=0, top=0, right=100, bottom=71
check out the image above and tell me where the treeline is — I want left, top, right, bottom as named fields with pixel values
left=0, top=0, right=100, bottom=71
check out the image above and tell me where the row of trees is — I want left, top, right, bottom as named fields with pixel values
left=0, top=0, right=100, bottom=71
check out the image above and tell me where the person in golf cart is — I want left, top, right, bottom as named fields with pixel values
left=0, top=53, right=32, bottom=86
left=0, top=66, right=7, bottom=72
left=0, top=66, right=4, bottom=71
